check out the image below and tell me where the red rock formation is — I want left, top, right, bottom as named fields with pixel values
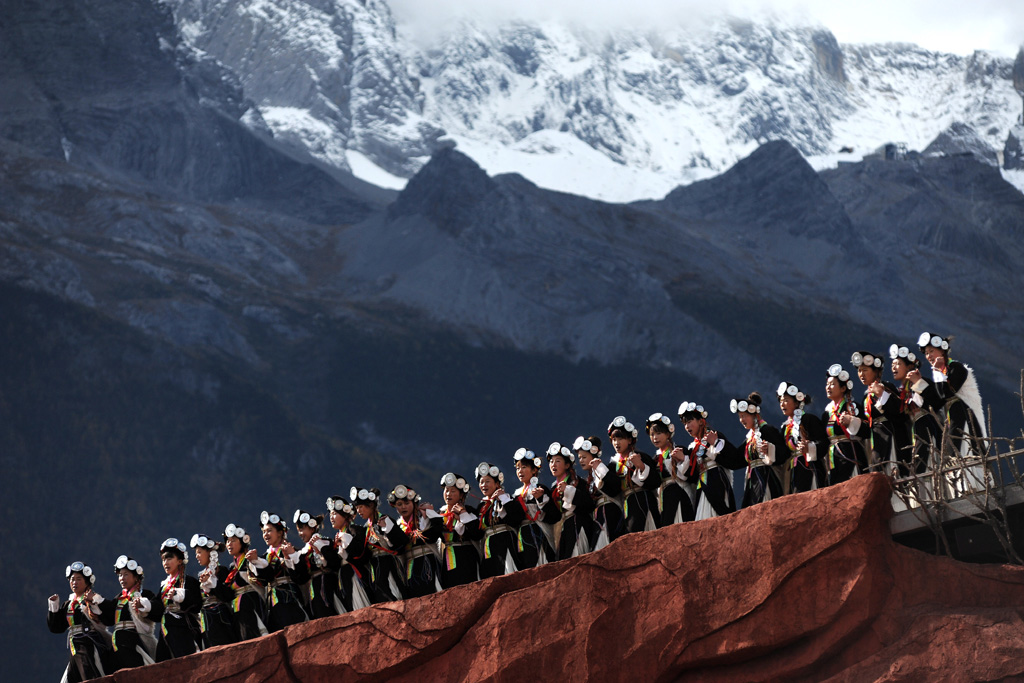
left=99, top=474, right=1024, bottom=682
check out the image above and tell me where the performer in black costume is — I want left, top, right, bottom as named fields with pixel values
left=47, top=561, right=111, bottom=681
left=390, top=484, right=443, bottom=598
left=576, top=435, right=625, bottom=550
left=155, top=539, right=202, bottom=661
left=473, top=463, right=524, bottom=577
left=889, top=344, right=941, bottom=473
left=851, top=350, right=910, bottom=474
left=823, top=364, right=868, bottom=485
left=539, top=442, right=595, bottom=560
left=777, top=382, right=827, bottom=493
left=915, top=331, right=988, bottom=457
left=351, top=486, right=408, bottom=603
left=325, top=496, right=372, bottom=613
left=246, top=512, right=308, bottom=631
left=292, top=510, right=337, bottom=619
left=678, top=402, right=742, bottom=519
left=731, top=393, right=785, bottom=507
left=914, top=332, right=991, bottom=496
left=607, top=415, right=660, bottom=533
left=438, top=473, right=483, bottom=588
left=99, top=555, right=160, bottom=670
left=221, top=523, right=268, bottom=641
left=191, top=534, right=236, bottom=648
left=646, top=413, right=693, bottom=525
left=510, top=450, right=556, bottom=569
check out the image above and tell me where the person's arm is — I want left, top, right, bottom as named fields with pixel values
left=674, top=451, right=692, bottom=480
left=635, top=452, right=660, bottom=491
left=180, top=576, right=203, bottom=614
left=209, top=566, right=233, bottom=602
left=945, top=361, right=969, bottom=395
left=457, top=510, right=484, bottom=541
left=842, top=402, right=864, bottom=437
left=760, top=425, right=786, bottom=465
left=96, top=596, right=117, bottom=626
left=593, top=460, right=621, bottom=496
left=569, top=479, right=595, bottom=515
left=801, top=414, right=828, bottom=463
left=421, top=510, right=446, bottom=543
left=712, top=436, right=746, bottom=470
left=500, top=495, right=527, bottom=526
left=287, top=552, right=311, bottom=584
left=321, top=539, right=342, bottom=571
left=46, top=597, right=69, bottom=633
left=138, top=589, right=162, bottom=622
left=537, top=488, right=562, bottom=523
left=383, top=516, right=410, bottom=553
left=877, top=382, right=901, bottom=420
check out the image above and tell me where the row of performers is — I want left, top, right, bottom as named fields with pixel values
left=49, top=333, right=986, bottom=681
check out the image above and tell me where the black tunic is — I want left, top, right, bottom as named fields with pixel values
left=398, top=511, right=444, bottom=599
left=540, top=475, right=596, bottom=561
left=861, top=380, right=910, bottom=472
left=249, top=547, right=309, bottom=631
left=653, top=446, right=695, bottom=526
left=782, top=412, right=828, bottom=493
left=221, top=555, right=267, bottom=641
left=508, top=487, right=557, bottom=571
left=324, top=526, right=371, bottom=613
left=926, top=361, right=987, bottom=455
left=98, top=588, right=161, bottom=670
left=297, top=536, right=338, bottom=620
left=899, top=379, right=942, bottom=473
left=198, top=566, right=237, bottom=648
left=356, top=515, right=409, bottom=603
left=474, top=494, right=523, bottom=577
left=47, top=593, right=111, bottom=682
left=438, top=507, right=483, bottom=589
left=823, top=398, right=868, bottom=485
left=740, top=423, right=785, bottom=507
left=155, top=574, right=202, bottom=661
left=688, top=435, right=742, bottom=519
left=585, top=460, right=626, bottom=548
left=610, top=451, right=661, bottom=534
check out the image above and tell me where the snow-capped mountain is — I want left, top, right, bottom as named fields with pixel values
left=165, top=0, right=1020, bottom=201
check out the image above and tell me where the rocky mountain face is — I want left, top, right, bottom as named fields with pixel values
left=92, top=476, right=1024, bottom=682
left=163, top=0, right=1020, bottom=200
left=0, top=0, right=386, bottom=222
left=167, top=0, right=445, bottom=176
left=4, top=2, right=1024, bottom=680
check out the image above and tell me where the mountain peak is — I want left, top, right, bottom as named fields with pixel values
left=923, top=122, right=999, bottom=166
left=663, top=139, right=854, bottom=240
left=388, top=147, right=499, bottom=234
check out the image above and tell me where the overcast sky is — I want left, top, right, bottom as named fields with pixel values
left=389, top=0, right=1024, bottom=57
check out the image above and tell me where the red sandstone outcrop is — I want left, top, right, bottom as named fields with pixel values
left=98, top=474, right=1024, bottom=682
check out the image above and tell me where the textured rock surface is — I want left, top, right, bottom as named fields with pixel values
left=165, top=2, right=1019, bottom=197
left=922, top=122, right=1000, bottom=166
left=96, top=475, right=1024, bottom=682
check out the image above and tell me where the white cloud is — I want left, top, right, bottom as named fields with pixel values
left=388, top=0, right=1024, bottom=57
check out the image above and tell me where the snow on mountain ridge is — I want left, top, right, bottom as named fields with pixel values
left=165, top=0, right=1020, bottom=201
